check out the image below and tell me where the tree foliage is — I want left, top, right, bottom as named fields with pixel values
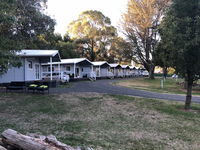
left=160, top=0, right=200, bottom=109
left=108, top=37, right=133, bottom=63
left=67, top=10, right=118, bottom=61
left=122, top=0, right=170, bottom=79
left=0, top=0, right=55, bottom=74
left=154, top=39, right=172, bottom=78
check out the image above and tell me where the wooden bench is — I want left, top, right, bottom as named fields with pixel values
left=27, top=81, right=49, bottom=94
left=6, top=82, right=26, bottom=92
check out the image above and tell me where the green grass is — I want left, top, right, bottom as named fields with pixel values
left=115, top=77, right=200, bottom=95
left=58, top=82, right=73, bottom=88
left=1, top=93, right=200, bottom=149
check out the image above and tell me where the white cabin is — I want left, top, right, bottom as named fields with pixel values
left=92, top=61, right=113, bottom=78
left=109, top=64, right=123, bottom=78
left=42, top=58, right=95, bottom=80
left=121, top=65, right=131, bottom=77
left=0, top=50, right=61, bottom=83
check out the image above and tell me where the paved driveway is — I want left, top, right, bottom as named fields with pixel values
left=51, top=78, right=200, bottom=103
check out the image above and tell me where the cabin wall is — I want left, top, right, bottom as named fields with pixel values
left=114, top=68, right=119, bottom=77
left=25, top=58, right=41, bottom=81
left=42, top=64, right=93, bottom=79
left=80, top=66, right=92, bottom=78
left=60, top=64, right=74, bottom=76
left=93, top=67, right=100, bottom=77
left=0, top=59, right=25, bottom=83
left=94, top=66, right=109, bottom=77
left=61, top=64, right=92, bottom=78
left=100, top=68, right=108, bottom=77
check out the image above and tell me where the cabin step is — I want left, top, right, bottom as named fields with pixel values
left=89, top=77, right=96, bottom=81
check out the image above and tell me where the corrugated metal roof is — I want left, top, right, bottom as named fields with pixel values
left=109, top=63, right=121, bottom=68
left=61, top=58, right=87, bottom=64
left=121, top=65, right=130, bottom=69
left=129, top=66, right=136, bottom=69
left=46, top=58, right=92, bottom=65
left=17, top=50, right=59, bottom=57
left=92, top=61, right=109, bottom=66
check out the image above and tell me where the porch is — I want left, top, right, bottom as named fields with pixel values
left=41, top=58, right=96, bottom=81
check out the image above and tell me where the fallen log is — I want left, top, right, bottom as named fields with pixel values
left=0, top=145, right=7, bottom=150
left=1, top=129, right=77, bottom=150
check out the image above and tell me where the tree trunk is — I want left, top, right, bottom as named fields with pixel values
left=148, top=65, right=155, bottom=79
left=1, top=129, right=76, bottom=150
left=185, top=80, right=193, bottom=110
left=90, top=39, right=95, bottom=61
left=163, top=67, right=167, bottom=79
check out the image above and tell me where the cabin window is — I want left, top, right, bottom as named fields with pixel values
left=82, top=68, right=84, bottom=72
left=66, top=66, right=70, bottom=71
left=48, top=66, right=54, bottom=72
left=28, top=61, right=33, bottom=69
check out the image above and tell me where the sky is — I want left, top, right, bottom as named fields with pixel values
left=46, top=0, right=128, bottom=36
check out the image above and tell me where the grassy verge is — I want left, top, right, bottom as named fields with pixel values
left=58, top=82, right=73, bottom=88
left=115, top=78, right=200, bottom=95
left=0, top=93, right=200, bottom=149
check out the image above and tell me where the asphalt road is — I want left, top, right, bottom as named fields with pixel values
left=50, top=78, right=200, bottom=103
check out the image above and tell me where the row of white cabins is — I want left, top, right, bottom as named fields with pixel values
left=0, top=50, right=146, bottom=83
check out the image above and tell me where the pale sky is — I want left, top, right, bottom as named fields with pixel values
left=46, top=0, right=128, bottom=36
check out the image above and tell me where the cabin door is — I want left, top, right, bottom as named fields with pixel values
left=75, top=68, right=80, bottom=77
left=35, top=64, right=40, bottom=80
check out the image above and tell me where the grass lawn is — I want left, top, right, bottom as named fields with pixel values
left=115, top=77, right=200, bottom=95
left=58, top=82, right=73, bottom=88
left=1, top=93, right=200, bottom=149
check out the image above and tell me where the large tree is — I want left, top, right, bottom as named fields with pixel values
left=67, top=10, right=117, bottom=61
left=0, top=0, right=55, bottom=74
left=14, top=0, right=56, bottom=48
left=0, top=0, right=21, bottom=74
left=122, top=0, right=170, bottom=79
left=160, top=0, right=200, bottom=109
left=108, top=37, right=133, bottom=63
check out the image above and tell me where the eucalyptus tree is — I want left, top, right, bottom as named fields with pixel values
left=67, top=10, right=117, bottom=61
left=122, top=0, right=170, bottom=79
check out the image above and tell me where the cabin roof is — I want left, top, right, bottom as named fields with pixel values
left=129, top=66, right=137, bottom=69
left=17, top=50, right=59, bottom=57
left=92, top=61, right=109, bottom=66
left=109, top=63, right=121, bottom=68
left=121, top=65, right=130, bottom=69
left=44, top=58, right=92, bottom=65
left=60, top=58, right=92, bottom=64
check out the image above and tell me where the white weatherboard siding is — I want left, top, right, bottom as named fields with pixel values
left=100, top=68, right=108, bottom=77
left=109, top=64, right=122, bottom=77
left=92, top=61, right=110, bottom=78
left=93, top=66, right=109, bottom=77
left=81, top=66, right=92, bottom=78
left=94, top=67, right=100, bottom=77
left=0, top=57, right=41, bottom=83
left=0, top=50, right=60, bottom=83
left=0, top=60, right=24, bottom=83
left=110, top=68, right=120, bottom=77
